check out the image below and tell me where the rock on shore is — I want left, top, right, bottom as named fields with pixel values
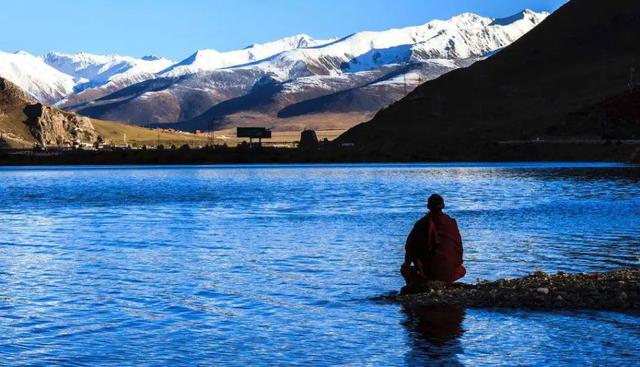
left=23, top=102, right=98, bottom=147
left=1, top=77, right=99, bottom=147
left=394, top=270, right=639, bottom=310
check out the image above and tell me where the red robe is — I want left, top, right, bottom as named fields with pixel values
left=405, top=212, right=466, bottom=283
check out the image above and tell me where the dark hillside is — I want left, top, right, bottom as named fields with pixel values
left=338, top=0, right=640, bottom=159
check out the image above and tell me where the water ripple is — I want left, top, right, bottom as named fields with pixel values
left=0, top=163, right=639, bottom=366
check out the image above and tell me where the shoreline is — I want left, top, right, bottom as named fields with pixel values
left=1, top=142, right=639, bottom=166
left=0, top=162, right=634, bottom=170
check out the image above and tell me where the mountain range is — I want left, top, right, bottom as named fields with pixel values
left=0, top=10, right=548, bottom=133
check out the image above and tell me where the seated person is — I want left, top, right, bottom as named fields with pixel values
left=401, top=194, right=466, bottom=285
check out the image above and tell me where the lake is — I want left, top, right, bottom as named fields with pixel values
left=0, top=163, right=639, bottom=366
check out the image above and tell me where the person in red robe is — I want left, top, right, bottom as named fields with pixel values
left=401, top=194, right=466, bottom=285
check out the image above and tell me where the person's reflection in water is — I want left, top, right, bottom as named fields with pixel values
left=401, top=304, right=466, bottom=366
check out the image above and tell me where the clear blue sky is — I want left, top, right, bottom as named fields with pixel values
left=0, top=0, right=567, bottom=61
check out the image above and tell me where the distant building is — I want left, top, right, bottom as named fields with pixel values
left=299, top=129, right=319, bottom=149
left=237, top=127, right=272, bottom=147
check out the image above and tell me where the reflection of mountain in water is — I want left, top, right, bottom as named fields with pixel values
left=402, top=305, right=466, bottom=366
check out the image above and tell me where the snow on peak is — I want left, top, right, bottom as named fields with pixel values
left=405, top=9, right=549, bottom=61
left=244, top=34, right=319, bottom=50
left=0, top=50, right=76, bottom=104
left=236, top=10, right=548, bottom=77
left=447, top=12, right=491, bottom=25
left=161, top=34, right=337, bottom=77
left=490, top=9, right=549, bottom=26
left=42, top=52, right=174, bottom=84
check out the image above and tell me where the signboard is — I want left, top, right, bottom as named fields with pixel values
left=237, top=127, right=272, bottom=139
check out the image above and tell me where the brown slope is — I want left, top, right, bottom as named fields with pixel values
left=0, top=78, right=38, bottom=148
left=169, top=63, right=458, bottom=133
left=277, top=61, right=470, bottom=119
left=337, top=0, right=640, bottom=157
left=0, top=78, right=207, bottom=149
left=73, top=69, right=266, bottom=125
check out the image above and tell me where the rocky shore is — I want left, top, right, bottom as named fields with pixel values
left=390, top=270, right=639, bottom=310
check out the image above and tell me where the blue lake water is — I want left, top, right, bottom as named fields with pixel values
left=0, top=163, right=639, bottom=366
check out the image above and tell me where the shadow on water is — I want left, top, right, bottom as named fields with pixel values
left=401, top=304, right=466, bottom=367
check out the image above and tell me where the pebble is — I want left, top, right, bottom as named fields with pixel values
left=536, top=287, right=550, bottom=295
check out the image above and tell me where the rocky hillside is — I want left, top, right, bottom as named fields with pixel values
left=337, top=0, right=640, bottom=159
left=0, top=77, right=101, bottom=147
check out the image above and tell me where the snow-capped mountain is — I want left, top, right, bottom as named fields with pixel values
left=0, top=51, right=77, bottom=104
left=0, top=9, right=549, bottom=131
left=0, top=51, right=174, bottom=106
left=43, top=52, right=174, bottom=85
left=158, top=10, right=546, bottom=82
left=41, top=52, right=175, bottom=106
left=160, top=34, right=337, bottom=77
left=232, top=10, right=548, bottom=80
